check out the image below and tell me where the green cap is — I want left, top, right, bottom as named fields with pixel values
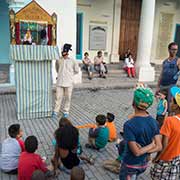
left=134, top=87, right=154, bottom=110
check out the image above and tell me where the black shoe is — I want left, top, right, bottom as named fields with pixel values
left=85, top=143, right=93, bottom=149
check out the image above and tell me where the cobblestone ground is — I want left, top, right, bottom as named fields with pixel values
left=0, top=89, right=157, bottom=180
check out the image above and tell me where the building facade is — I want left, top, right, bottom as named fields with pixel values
left=0, top=0, right=180, bottom=85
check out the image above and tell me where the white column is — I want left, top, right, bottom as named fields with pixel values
left=110, top=0, right=122, bottom=63
left=136, top=0, right=155, bottom=82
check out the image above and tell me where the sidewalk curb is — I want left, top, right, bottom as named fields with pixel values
left=0, top=82, right=157, bottom=95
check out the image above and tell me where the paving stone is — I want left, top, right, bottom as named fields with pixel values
left=0, top=89, right=157, bottom=180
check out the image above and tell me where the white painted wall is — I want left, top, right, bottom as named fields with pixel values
left=36, top=0, right=77, bottom=58
left=77, top=0, right=114, bottom=63
left=151, top=0, right=179, bottom=64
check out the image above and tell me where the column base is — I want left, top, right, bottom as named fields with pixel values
left=110, top=54, right=120, bottom=63
left=137, top=65, right=155, bottom=82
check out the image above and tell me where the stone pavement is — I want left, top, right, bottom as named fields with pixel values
left=0, top=89, right=157, bottom=180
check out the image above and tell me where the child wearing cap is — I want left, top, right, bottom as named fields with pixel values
left=151, top=86, right=180, bottom=180
left=85, top=114, right=109, bottom=150
left=106, top=113, right=117, bottom=142
left=119, top=87, right=162, bottom=180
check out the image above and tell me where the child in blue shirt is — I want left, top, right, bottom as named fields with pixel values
left=0, top=124, right=23, bottom=174
left=156, top=90, right=168, bottom=127
left=119, top=86, right=162, bottom=180
left=85, top=114, right=109, bottom=150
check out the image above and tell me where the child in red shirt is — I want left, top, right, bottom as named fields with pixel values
left=18, top=136, right=52, bottom=180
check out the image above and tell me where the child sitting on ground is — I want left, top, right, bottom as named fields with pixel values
left=71, top=166, right=85, bottom=180
left=156, top=90, right=168, bottom=127
left=52, top=117, right=82, bottom=155
left=85, top=114, right=109, bottom=150
left=52, top=123, right=94, bottom=173
left=0, top=124, right=24, bottom=174
left=106, top=113, right=117, bottom=142
left=103, top=130, right=126, bottom=174
left=18, top=136, right=53, bottom=180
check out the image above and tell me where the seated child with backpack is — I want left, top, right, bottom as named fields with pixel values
left=106, top=113, right=117, bottom=142
left=85, top=114, right=109, bottom=150
left=0, top=124, right=24, bottom=174
left=18, top=136, right=53, bottom=180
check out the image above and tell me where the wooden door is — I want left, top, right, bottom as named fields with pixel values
left=119, top=0, right=142, bottom=60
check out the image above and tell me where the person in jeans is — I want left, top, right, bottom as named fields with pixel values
left=156, top=42, right=180, bottom=113
left=82, top=52, right=94, bottom=80
left=52, top=44, right=79, bottom=119
left=94, top=51, right=108, bottom=78
left=119, top=86, right=162, bottom=180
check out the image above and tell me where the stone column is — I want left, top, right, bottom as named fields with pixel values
left=110, top=0, right=122, bottom=63
left=136, top=0, right=156, bottom=82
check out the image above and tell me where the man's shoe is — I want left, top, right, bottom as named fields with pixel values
left=52, top=111, right=58, bottom=120
left=63, top=112, right=69, bottom=118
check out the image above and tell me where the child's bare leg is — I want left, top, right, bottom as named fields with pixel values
left=51, top=147, right=61, bottom=176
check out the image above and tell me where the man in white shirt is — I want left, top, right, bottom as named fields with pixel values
left=94, top=51, right=108, bottom=78
left=52, top=44, right=79, bottom=119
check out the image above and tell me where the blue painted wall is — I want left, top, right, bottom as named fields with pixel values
left=0, top=1, right=11, bottom=64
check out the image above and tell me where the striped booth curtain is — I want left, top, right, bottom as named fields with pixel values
left=10, top=45, right=60, bottom=120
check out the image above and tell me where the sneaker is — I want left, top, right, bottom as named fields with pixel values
left=63, top=112, right=69, bottom=118
left=52, top=111, right=58, bottom=120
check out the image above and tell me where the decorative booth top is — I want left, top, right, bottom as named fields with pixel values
left=9, top=0, right=57, bottom=46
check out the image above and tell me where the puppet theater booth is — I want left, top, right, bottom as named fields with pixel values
left=10, top=1, right=60, bottom=120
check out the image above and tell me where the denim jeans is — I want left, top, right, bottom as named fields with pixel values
left=83, top=64, right=94, bottom=73
left=119, top=163, right=147, bottom=180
